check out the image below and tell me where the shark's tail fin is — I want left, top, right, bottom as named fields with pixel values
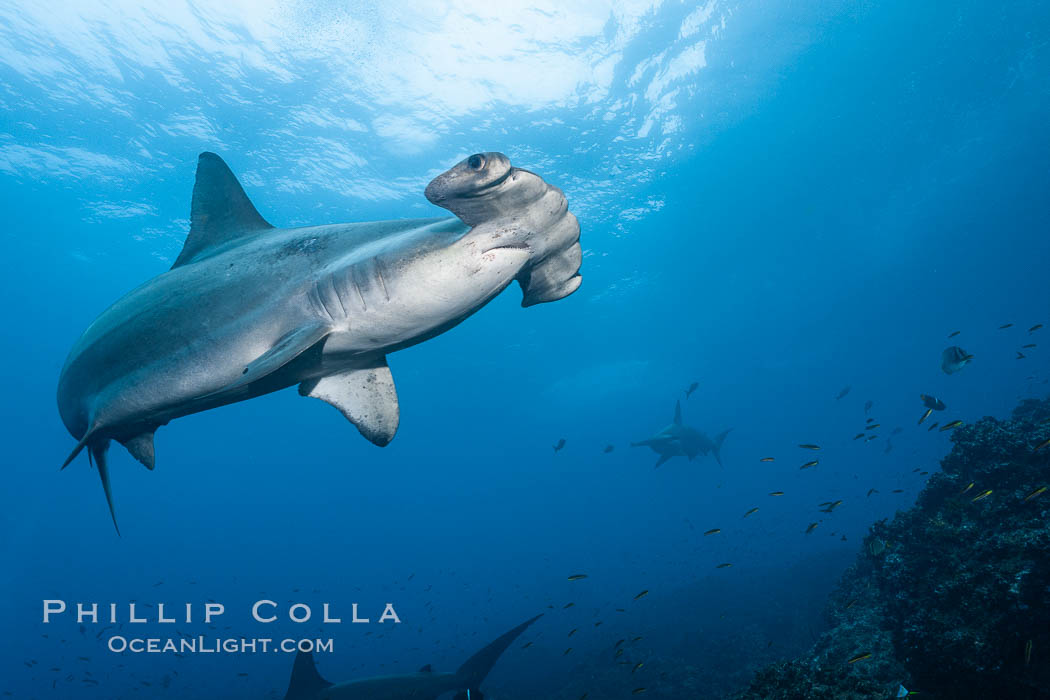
left=283, top=651, right=332, bottom=700
left=90, top=440, right=120, bottom=535
left=68, top=435, right=120, bottom=536
left=713, top=428, right=733, bottom=467
left=456, top=614, right=542, bottom=693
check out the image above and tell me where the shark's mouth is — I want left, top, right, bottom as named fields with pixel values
left=458, top=167, right=514, bottom=199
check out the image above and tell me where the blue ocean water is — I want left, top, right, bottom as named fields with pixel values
left=1, top=1, right=1048, bottom=697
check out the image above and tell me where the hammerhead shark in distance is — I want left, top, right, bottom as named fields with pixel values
left=282, top=614, right=541, bottom=700
left=631, top=400, right=732, bottom=467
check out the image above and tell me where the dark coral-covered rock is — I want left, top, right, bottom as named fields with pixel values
left=737, top=397, right=1050, bottom=700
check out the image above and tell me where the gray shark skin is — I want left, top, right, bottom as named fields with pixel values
left=57, top=152, right=581, bottom=532
left=631, top=400, right=732, bottom=467
left=283, top=614, right=542, bottom=700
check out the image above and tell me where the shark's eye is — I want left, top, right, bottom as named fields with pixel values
left=467, top=153, right=485, bottom=170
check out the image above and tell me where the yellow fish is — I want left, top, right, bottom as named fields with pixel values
left=971, top=489, right=993, bottom=502
left=634, top=590, right=649, bottom=600
left=799, top=444, right=821, bottom=450
left=704, top=528, right=721, bottom=536
left=1034, top=438, right=1050, bottom=452
left=567, top=574, right=588, bottom=581
left=918, top=408, right=933, bottom=425
left=760, top=457, right=775, bottom=462
left=847, top=652, right=872, bottom=664
left=716, top=563, right=732, bottom=569
left=805, top=522, right=818, bottom=534
left=940, top=420, right=964, bottom=431
left=743, top=507, right=759, bottom=517
left=769, top=491, right=785, bottom=496
left=800, top=460, right=819, bottom=469
left=1024, top=486, right=1046, bottom=502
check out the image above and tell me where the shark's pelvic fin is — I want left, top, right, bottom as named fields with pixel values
left=283, top=651, right=332, bottom=700
left=120, top=430, right=156, bottom=470
left=88, top=440, right=119, bottom=536
left=299, top=356, right=400, bottom=447
left=172, top=152, right=274, bottom=268
left=456, top=614, right=543, bottom=693
left=673, top=400, right=682, bottom=426
left=208, top=323, right=330, bottom=398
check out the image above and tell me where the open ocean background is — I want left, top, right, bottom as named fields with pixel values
left=1, top=1, right=1048, bottom=697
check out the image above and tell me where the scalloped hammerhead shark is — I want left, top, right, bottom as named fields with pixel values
left=631, top=400, right=732, bottom=468
left=57, top=152, right=581, bottom=532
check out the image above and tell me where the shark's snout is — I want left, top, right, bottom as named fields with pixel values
left=425, top=152, right=513, bottom=218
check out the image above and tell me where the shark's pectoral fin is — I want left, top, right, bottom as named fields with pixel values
left=299, top=357, right=400, bottom=447
left=120, top=431, right=156, bottom=470
left=655, top=454, right=673, bottom=468
left=518, top=241, right=582, bottom=307
left=207, top=323, right=330, bottom=399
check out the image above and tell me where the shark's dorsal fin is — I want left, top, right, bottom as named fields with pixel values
left=419, top=664, right=433, bottom=672
left=283, top=651, right=332, bottom=700
left=673, top=400, right=682, bottom=426
left=172, top=152, right=273, bottom=268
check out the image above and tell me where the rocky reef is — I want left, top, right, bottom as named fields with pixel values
left=736, top=397, right=1050, bottom=700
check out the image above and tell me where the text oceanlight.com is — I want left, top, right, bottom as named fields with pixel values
left=107, top=636, right=335, bottom=654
